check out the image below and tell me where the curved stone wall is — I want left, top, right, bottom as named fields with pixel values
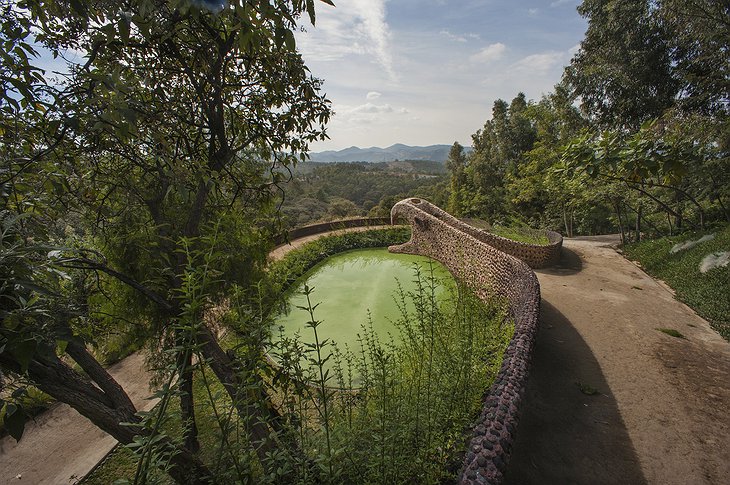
left=273, top=217, right=393, bottom=245
left=408, top=203, right=562, bottom=269
left=480, top=228, right=562, bottom=269
left=389, top=198, right=541, bottom=485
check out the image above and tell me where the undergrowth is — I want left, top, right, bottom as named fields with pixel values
left=269, top=264, right=513, bottom=483
left=623, top=224, right=729, bottom=341
left=82, top=228, right=513, bottom=484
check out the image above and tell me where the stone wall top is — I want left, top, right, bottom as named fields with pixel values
left=395, top=200, right=562, bottom=269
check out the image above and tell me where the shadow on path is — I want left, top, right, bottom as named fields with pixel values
left=537, top=246, right=583, bottom=276
left=503, top=300, right=646, bottom=485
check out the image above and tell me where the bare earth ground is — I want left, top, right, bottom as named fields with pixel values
left=2, top=232, right=728, bottom=484
left=0, top=352, right=158, bottom=484
left=504, top=236, right=730, bottom=485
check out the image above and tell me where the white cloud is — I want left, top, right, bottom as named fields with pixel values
left=470, top=43, right=506, bottom=63
left=366, top=91, right=382, bottom=100
left=330, top=101, right=411, bottom=128
left=550, top=0, right=576, bottom=7
left=528, top=8, right=539, bottom=16
left=511, top=51, right=565, bottom=73
left=298, top=0, right=396, bottom=80
left=352, top=103, right=393, bottom=114
left=440, top=30, right=467, bottom=43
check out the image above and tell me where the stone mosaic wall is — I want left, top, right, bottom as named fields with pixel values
left=389, top=198, right=541, bottom=485
left=407, top=201, right=562, bottom=269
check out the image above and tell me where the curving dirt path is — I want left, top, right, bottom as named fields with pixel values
left=268, top=225, right=393, bottom=260
left=504, top=236, right=730, bottom=485
left=2, top=232, right=728, bottom=484
left=0, top=352, right=158, bottom=485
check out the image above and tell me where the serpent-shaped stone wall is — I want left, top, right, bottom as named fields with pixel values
left=389, top=198, right=542, bottom=485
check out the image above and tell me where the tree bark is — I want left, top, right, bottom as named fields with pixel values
left=614, top=200, right=626, bottom=245
left=0, top=349, right=214, bottom=484
left=194, top=325, right=277, bottom=462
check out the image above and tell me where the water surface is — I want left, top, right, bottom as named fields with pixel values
left=271, top=248, right=454, bottom=376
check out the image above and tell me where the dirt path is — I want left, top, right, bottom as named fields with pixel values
left=504, top=236, right=730, bottom=485
left=0, top=352, right=158, bottom=485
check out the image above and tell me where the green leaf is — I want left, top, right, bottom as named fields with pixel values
left=11, top=339, right=38, bottom=373
left=4, top=404, right=26, bottom=441
left=69, top=0, right=89, bottom=17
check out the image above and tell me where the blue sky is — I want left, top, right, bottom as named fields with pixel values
left=297, top=0, right=587, bottom=151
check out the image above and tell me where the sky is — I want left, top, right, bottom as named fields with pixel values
left=296, top=0, right=587, bottom=151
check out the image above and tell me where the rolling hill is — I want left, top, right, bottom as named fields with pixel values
left=309, top=143, right=463, bottom=163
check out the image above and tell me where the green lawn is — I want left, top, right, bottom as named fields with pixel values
left=460, top=218, right=551, bottom=245
left=623, top=224, right=730, bottom=341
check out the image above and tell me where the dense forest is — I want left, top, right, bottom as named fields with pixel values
left=442, top=0, right=729, bottom=242
left=277, top=160, right=448, bottom=225
left=1, top=0, right=728, bottom=483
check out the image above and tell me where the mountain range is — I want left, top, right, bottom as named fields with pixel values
left=308, top=143, right=462, bottom=163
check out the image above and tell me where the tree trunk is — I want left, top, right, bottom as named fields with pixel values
left=614, top=200, right=626, bottom=245
left=194, top=325, right=277, bottom=461
left=709, top=174, right=730, bottom=222
left=0, top=349, right=214, bottom=484
left=635, top=203, right=642, bottom=242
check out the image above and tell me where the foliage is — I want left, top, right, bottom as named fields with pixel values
left=278, top=161, right=447, bottom=226
left=441, top=89, right=610, bottom=235
left=269, top=264, right=514, bottom=484
left=561, top=118, right=729, bottom=238
left=446, top=142, right=467, bottom=216
left=565, top=0, right=678, bottom=129
left=658, top=0, right=730, bottom=116
left=2, top=0, right=334, bottom=482
left=623, top=224, right=730, bottom=340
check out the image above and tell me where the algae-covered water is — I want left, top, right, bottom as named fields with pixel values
left=271, top=248, right=454, bottom=372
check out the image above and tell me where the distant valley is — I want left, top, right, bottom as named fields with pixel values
left=309, top=143, right=469, bottom=163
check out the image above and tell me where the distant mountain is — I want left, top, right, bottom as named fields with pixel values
left=309, top=143, right=464, bottom=163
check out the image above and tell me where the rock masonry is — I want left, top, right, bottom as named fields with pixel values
left=389, top=198, right=545, bottom=485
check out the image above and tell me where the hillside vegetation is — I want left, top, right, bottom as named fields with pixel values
left=624, top=225, right=730, bottom=340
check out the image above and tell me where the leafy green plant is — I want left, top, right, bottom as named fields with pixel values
left=268, top=263, right=513, bottom=484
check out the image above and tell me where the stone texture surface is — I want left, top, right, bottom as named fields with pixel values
left=389, top=198, right=541, bottom=485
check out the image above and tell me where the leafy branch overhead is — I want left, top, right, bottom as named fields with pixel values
left=559, top=120, right=701, bottom=185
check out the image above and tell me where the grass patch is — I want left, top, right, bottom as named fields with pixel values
left=460, top=218, right=551, bottom=245
left=623, top=224, right=729, bottom=341
left=656, top=328, right=686, bottom=339
left=491, top=226, right=550, bottom=245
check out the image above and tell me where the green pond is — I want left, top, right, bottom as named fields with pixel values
left=271, top=248, right=454, bottom=377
